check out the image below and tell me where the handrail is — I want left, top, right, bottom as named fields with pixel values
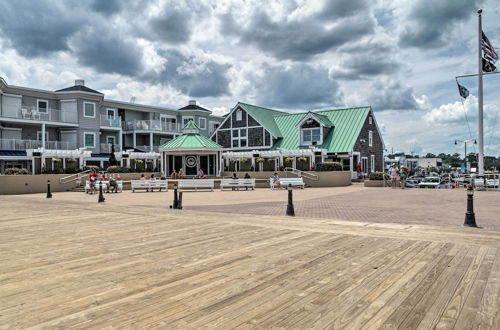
left=283, top=167, right=319, bottom=181
left=59, top=170, right=91, bottom=185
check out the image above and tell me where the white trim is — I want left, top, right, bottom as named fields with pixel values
left=370, top=154, right=375, bottom=173
left=368, top=130, right=373, bottom=147
left=1, top=127, right=22, bottom=131
left=362, top=157, right=368, bottom=175
left=301, top=127, right=323, bottom=146
left=106, top=107, right=116, bottom=119
left=83, top=102, right=96, bottom=118
left=369, top=116, right=373, bottom=125
left=83, top=132, right=96, bottom=148
left=60, top=99, right=77, bottom=103
left=199, top=117, right=207, bottom=129
left=3, top=93, right=22, bottom=98
left=36, top=99, right=49, bottom=113
left=368, top=109, right=385, bottom=150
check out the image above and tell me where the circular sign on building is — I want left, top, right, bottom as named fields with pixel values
left=185, top=155, right=197, bottom=168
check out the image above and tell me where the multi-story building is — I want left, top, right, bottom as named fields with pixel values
left=0, top=78, right=223, bottom=173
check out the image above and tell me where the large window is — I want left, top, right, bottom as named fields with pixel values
left=84, top=102, right=95, bottom=118
left=199, top=117, right=206, bottom=129
left=37, top=100, right=48, bottom=113
left=84, top=132, right=96, bottom=148
left=368, top=130, right=373, bottom=147
left=232, top=128, right=247, bottom=148
left=302, top=128, right=321, bottom=145
left=106, top=108, right=116, bottom=119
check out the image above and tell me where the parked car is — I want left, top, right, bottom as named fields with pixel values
left=472, top=175, right=485, bottom=188
left=405, top=179, right=420, bottom=188
left=407, top=176, right=423, bottom=184
left=418, top=177, right=441, bottom=188
left=486, top=178, right=499, bottom=188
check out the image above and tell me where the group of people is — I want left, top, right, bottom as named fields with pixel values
left=230, top=172, right=252, bottom=190
left=389, top=164, right=409, bottom=189
left=139, top=173, right=164, bottom=192
left=170, top=168, right=208, bottom=179
left=88, top=170, right=121, bottom=194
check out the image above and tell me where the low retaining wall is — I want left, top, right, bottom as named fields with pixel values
left=364, top=180, right=387, bottom=187
left=0, top=173, right=161, bottom=195
left=221, top=171, right=351, bottom=187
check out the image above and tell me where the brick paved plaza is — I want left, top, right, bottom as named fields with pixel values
left=0, top=186, right=499, bottom=328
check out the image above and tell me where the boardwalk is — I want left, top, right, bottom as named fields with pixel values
left=0, top=190, right=499, bottom=329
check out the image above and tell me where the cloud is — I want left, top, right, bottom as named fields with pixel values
left=71, top=28, right=143, bottom=76
left=0, top=0, right=83, bottom=57
left=150, top=8, right=192, bottom=44
left=248, top=63, right=344, bottom=109
left=396, top=0, right=483, bottom=48
left=91, top=0, right=123, bottom=16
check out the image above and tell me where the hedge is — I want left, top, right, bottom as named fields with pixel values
left=369, top=171, right=385, bottom=180
left=3, top=167, right=30, bottom=175
left=107, top=166, right=131, bottom=173
left=315, top=162, right=343, bottom=171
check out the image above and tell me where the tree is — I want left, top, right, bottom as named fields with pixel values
left=108, top=144, right=118, bottom=167
left=425, top=153, right=436, bottom=158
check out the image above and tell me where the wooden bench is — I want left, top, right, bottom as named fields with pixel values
left=85, top=180, right=123, bottom=193
left=178, top=179, right=214, bottom=191
left=269, top=177, right=305, bottom=189
left=149, top=180, right=168, bottom=191
left=220, top=178, right=256, bottom=190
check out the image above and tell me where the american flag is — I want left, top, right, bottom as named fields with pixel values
left=482, top=31, right=498, bottom=64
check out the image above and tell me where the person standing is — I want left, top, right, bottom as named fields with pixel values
left=389, top=164, right=399, bottom=189
left=400, top=167, right=407, bottom=189
left=356, top=162, right=363, bottom=179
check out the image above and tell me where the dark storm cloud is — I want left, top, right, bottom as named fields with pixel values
left=398, top=0, right=483, bottom=48
left=0, top=0, right=83, bottom=57
left=367, top=78, right=419, bottom=111
left=72, top=29, right=143, bottom=76
left=91, top=0, right=123, bottom=16
left=144, top=49, right=231, bottom=98
left=221, top=9, right=375, bottom=61
left=150, top=9, right=191, bottom=44
left=252, top=64, right=343, bottom=109
left=319, top=0, right=368, bottom=19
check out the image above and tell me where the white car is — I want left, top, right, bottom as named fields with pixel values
left=418, top=177, right=441, bottom=188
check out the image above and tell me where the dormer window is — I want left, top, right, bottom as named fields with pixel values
left=236, top=109, right=242, bottom=121
left=302, top=128, right=322, bottom=145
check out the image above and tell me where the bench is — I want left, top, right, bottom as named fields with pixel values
left=178, top=179, right=214, bottom=191
left=131, top=180, right=168, bottom=192
left=220, top=178, right=256, bottom=190
left=269, top=177, right=305, bottom=189
left=85, top=180, right=123, bottom=193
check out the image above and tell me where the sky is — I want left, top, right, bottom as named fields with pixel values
left=0, top=0, right=500, bottom=156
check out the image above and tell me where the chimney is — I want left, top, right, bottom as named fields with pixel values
left=75, top=79, right=85, bottom=86
left=130, top=96, right=136, bottom=103
left=189, top=100, right=197, bottom=105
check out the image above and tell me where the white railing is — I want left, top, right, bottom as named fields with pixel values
left=100, top=115, right=121, bottom=128
left=1, top=106, right=78, bottom=124
left=134, top=145, right=160, bottom=153
left=123, top=120, right=181, bottom=133
left=0, top=139, right=76, bottom=151
left=284, top=167, right=319, bottom=181
left=60, top=170, right=91, bottom=185
left=100, top=143, right=121, bottom=153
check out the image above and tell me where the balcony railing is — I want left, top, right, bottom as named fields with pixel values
left=100, top=143, right=121, bottom=153
left=0, top=139, right=76, bottom=151
left=1, top=106, right=78, bottom=124
left=122, top=120, right=181, bottom=133
left=100, top=115, right=121, bottom=128
left=135, top=145, right=160, bottom=153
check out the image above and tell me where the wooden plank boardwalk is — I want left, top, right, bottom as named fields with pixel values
left=0, top=195, right=499, bottom=329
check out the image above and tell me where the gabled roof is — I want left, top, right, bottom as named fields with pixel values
left=183, top=120, right=200, bottom=130
left=237, top=103, right=287, bottom=138
left=55, top=85, right=103, bottom=94
left=160, top=134, right=222, bottom=150
left=297, top=111, right=333, bottom=127
left=178, top=104, right=211, bottom=112
left=271, top=107, right=371, bottom=153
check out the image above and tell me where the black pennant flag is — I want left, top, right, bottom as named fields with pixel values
left=456, top=81, right=470, bottom=99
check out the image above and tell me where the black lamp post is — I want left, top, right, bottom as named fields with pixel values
left=172, top=182, right=179, bottom=209
left=98, top=182, right=105, bottom=203
left=46, top=180, right=52, bottom=198
left=464, top=185, right=477, bottom=227
left=286, top=184, right=295, bottom=216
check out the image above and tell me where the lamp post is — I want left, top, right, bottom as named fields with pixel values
left=46, top=180, right=52, bottom=198
left=463, top=185, right=477, bottom=227
left=286, top=184, right=295, bottom=216
left=172, top=182, right=179, bottom=209
left=98, top=182, right=105, bottom=203
left=455, top=139, right=477, bottom=173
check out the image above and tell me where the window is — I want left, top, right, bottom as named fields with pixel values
left=369, top=116, right=373, bottom=125
left=362, top=157, right=368, bottom=174
left=236, top=109, right=242, bottom=121
left=368, top=130, right=373, bottom=147
left=37, top=131, right=49, bottom=141
left=233, top=130, right=239, bottom=137
left=37, top=100, right=48, bottom=113
left=302, top=128, right=321, bottom=145
left=84, top=102, right=95, bottom=118
left=182, top=116, right=194, bottom=126
left=199, top=117, right=206, bottom=129
left=106, top=136, right=116, bottom=145
left=106, top=108, right=116, bottom=119
left=84, top=132, right=96, bottom=148
left=371, top=155, right=375, bottom=173
left=231, top=128, right=247, bottom=148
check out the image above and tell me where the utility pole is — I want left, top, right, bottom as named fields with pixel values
left=477, top=9, right=485, bottom=175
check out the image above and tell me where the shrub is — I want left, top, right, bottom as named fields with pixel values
left=107, top=166, right=131, bottom=173
left=315, top=162, right=343, bottom=171
left=4, top=167, right=30, bottom=175
left=369, top=171, right=385, bottom=180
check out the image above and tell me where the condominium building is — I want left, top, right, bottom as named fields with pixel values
left=0, top=78, right=223, bottom=173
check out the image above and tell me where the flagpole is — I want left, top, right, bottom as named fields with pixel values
left=455, top=71, right=500, bottom=79
left=478, top=9, right=485, bottom=175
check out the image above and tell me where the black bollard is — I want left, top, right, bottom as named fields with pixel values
left=98, top=182, right=105, bottom=203
left=178, top=192, right=183, bottom=210
left=172, top=183, right=179, bottom=209
left=464, top=185, right=477, bottom=227
left=286, top=184, right=295, bottom=216
left=46, top=180, right=52, bottom=198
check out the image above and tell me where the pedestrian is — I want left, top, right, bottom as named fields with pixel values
left=356, top=161, right=363, bottom=179
left=170, top=169, right=178, bottom=179
left=389, top=164, right=399, bottom=189
left=231, top=172, right=238, bottom=191
left=400, top=167, right=407, bottom=189
left=272, top=172, right=281, bottom=189
left=244, top=172, right=251, bottom=190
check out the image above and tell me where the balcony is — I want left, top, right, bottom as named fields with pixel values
left=100, top=143, right=122, bottom=153
left=122, top=120, right=181, bottom=133
left=135, top=145, right=160, bottom=153
left=0, top=139, right=77, bottom=151
left=1, top=106, right=78, bottom=124
left=100, top=115, right=121, bottom=128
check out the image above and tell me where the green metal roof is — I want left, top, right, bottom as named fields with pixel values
left=183, top=120, right=200, bottom=130
left=299, top=111, right=334, bottom=127
left=160, top=133, right=222, bottom=150
left=271, top=107, right=371, bottom=153
left=238, top=102, right=286, bottom=137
